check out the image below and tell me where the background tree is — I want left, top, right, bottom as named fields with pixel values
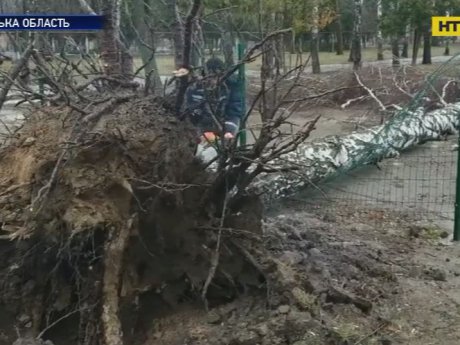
left=376, top=0, right=384, bottom=60
left=123, top=0, right=163, bottom=91
left=335, top=0, right=345, bottom=55
left=381, top=0, right=409, bottom=66
left=311, top=0, right=321, bottom=73
left=350, top=0, right=362, bottom=70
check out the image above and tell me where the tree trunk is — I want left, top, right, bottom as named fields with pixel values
left=0, top=42, right=34, bottom=110
left=249, top=102, right=460, bottom=203
left=350, top=0, right=362, bottom=70
left=422, top=28, right=431, bottom=64
left=335, top=0, right=344, bottom=55
left=191, top=4, right=205, bottom=68
left=100, top=0, right=122, bottom=76
left=169, top=0, right=184, bottom=67
left=275, top=27, right=286, bottom=74
left=401, top=25, right=409, bottom=58
left=132, top=0, right=163, bottom=92
left=445, top=39, right=450, bottom=56
left=36, top=35, right=46, bottom=103
left=260, top=11, right=276, bottom=81
left=174, top=0, right=202, bottom=114
left=261, top=40, right=275, bottom=80
left=376, top=0, right=383, bottom=60
left=401, top=40, right=409, bottom=58
left=120, top=46, right=134, bottom=78
left=311, top=0, right=321, bottom=74
left=77, top=0, right=96, bottom=15
left=392, top=37, right=400, bottom=66
left=222, top=31, right=235, bottom=66
left=444, top=11, right=451, bottom=56
left=290, top=33, right=296, bottom=54
left=102, top=220, right=134, bottom=345
left=411, top=28, right=421, bottom=65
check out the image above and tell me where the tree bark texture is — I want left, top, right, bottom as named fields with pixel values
left=311, top=0, right=321, bottom=74
left=350, top=0, right=362, bottom=70
left=335, top=0, right=344, bottom=55
left=250, top=103, right=460, bottom=202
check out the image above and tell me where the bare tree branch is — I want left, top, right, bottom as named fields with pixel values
left=0, top=41, right=35, bottom=112
left=175, top=0, right=203, bottom=115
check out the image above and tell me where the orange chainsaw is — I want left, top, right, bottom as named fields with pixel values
left=195, top=131, right=236, bottom=163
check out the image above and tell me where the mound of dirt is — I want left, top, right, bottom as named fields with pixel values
left=0, top=97, right=263, bottom=345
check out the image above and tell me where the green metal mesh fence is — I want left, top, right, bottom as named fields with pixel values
left=285, top=54, right=460, bottom=232
left=299, top=139, right=457, bottom=223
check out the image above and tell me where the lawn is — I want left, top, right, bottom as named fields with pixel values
left=139, top=44, right=460, bottom=75
left=2, top=44, right=458, bottom=76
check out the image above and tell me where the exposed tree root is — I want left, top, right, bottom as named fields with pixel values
left=101, top=216, right=136, bottom=345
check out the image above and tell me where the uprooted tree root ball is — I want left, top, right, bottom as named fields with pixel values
left=0, top=98, right=267, bottom=345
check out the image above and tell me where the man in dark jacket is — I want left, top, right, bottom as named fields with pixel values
left=185, top=57, right=244, bottom=140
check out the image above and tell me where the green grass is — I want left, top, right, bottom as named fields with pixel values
left=139, top=44, right=460, bottom=75
left=3, top=44, right=458, bottom=76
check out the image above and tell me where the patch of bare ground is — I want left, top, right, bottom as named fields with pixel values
left=116, top=201, right=460, bottom=345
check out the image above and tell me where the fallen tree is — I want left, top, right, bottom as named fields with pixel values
left=250, top=102, right=460, bottom=201
left=0, top=14, right=320, bottom=345
left=0, top=98, right=269, bottom=344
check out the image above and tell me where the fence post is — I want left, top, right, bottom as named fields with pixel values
left=237, top=42, right=247, bottom=147
left=454, top=128, right=460, bottom=241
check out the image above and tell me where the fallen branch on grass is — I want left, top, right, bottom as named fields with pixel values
left=354, top=72, right=386, bottom=111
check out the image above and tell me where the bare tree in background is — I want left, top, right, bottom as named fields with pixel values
left=335, top=0, right=344, bottom=55
left=77, top=0, right=96, bottom=15
left=391, top=37, right=400, bottom=66
left=100, top=0, right=123, bottom=76
left=169, top=0, right=185, bottom=67
left=222, top=24, right=235, bottom=66
left=376, top=0, right=384, bottom=60
left=411, top=28, right=421, bottom=65
left=350, top=0, right=362, bottom=70
left=444, top=10, right=450, bottom=56
left=401, top=24, right=410, bottom=58
left=422, top=23, right=432, bottom=64
left=310, top=0, right=321, bottom=74
left=78, top=0, right=133, bottom=78
left=191, top=3, right=205, bottom=68
left=131, top=0, right=163, bottom=92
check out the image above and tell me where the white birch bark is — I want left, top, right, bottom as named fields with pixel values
left=77, top=0, right=96, bottom=15
left=350, top=0, right=362, bottom=70
left=311, top=0, right=321, bottom=74
left=197, top=104, right=460, bottom=201
left=250, top=104, right=460, bottom=202
left=376, top=0, right=384, bottom=60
